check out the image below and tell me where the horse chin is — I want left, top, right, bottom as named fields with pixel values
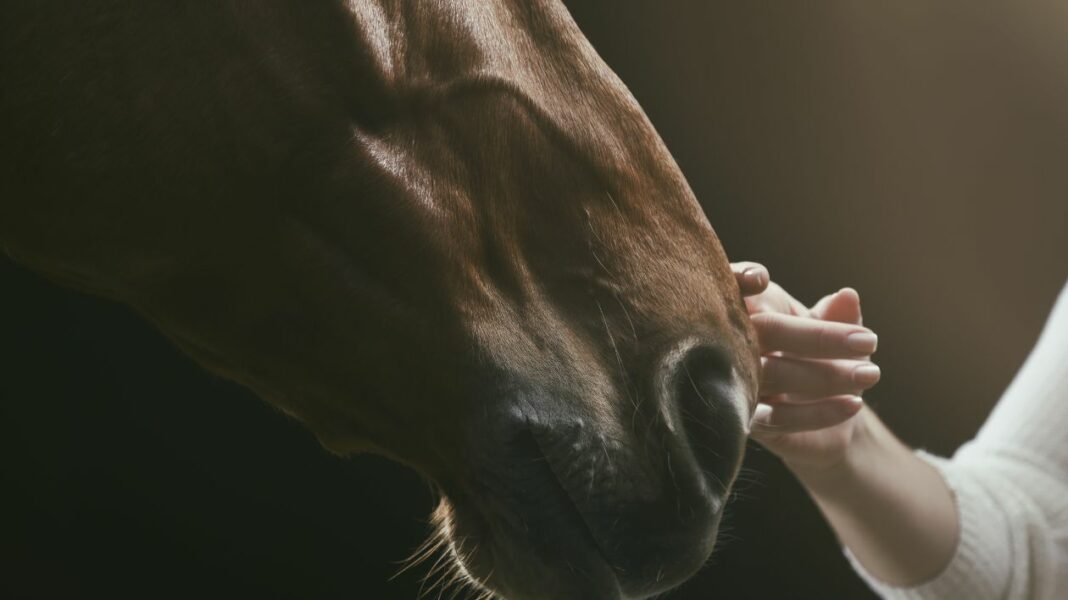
left=428, top=496, right=623, bottom=600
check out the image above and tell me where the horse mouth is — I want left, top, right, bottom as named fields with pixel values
left=477, top=427, right=624, bottom=599
left=529, top=431, right=621, bottom=566
left=440, top=417, right=729, bottom=600
left=530, top=426, right=725, bottom=599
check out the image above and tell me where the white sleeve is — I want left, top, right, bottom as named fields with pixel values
left=849, top=281, right=1068, bottom=600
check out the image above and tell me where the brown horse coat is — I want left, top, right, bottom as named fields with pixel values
left=1, top=2, right=757, bottom=598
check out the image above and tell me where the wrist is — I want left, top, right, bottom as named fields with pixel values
left=786, top=407, right=886, bottom=496
left=784, top=407, right=960, bottom=586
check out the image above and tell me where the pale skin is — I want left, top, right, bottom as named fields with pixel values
left=730, top=262, right=959, bottom=587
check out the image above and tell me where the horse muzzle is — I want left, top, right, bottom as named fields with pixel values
left=440, top=343, right=748, bottom=599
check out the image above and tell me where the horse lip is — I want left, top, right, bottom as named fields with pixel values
left=526, top=422, right=724, bottom=599
left=473, top=424, right=624, bottom=599
left=529, top=430, right=621, bottom=574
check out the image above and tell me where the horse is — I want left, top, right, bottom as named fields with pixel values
left=0, top=1, right=759, bottom=598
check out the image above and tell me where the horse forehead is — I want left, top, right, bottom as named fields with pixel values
left=333, top=1, right=676, bottom=209
left=341, top=0, right=637, bottom=141
left=338, top=3, right=576, bottom=163
left=332, top=1, right=715, bottom=279
left=343, top=1, right=574, bottom=85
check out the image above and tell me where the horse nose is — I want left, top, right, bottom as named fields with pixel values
left=669, top=344, right=747, bottom=492
left=601, top=344, right=747, bottom=596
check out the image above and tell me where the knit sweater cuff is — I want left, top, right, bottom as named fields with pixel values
left=844, top=450, right=1005, bottom=599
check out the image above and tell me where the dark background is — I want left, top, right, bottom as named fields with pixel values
left=4, top=2, right=1067, bottom=599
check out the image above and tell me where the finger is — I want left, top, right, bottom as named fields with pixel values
left=760, top=356, right=881, bottom=396
left=752, top=312, right=878, bottom=358
left=810, top=292, right=839, bottom=320
left=812, top=287, right=863, bottom=326
left=750, top=396, right=863, bottom=435
left=745, top=282, right=811, bottom=317
left=731, top=262, right=770, bottom=297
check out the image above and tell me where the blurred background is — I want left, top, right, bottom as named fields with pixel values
left=3, top=2, right=1067, bottom=598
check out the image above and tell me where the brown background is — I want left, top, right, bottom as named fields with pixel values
left=3, top=2, right=1066, bottom=598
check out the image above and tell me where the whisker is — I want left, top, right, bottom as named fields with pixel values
left=420, top=551, right=453, bottom=599
left=612, top=291, right=638, bottom=344
left=591, top=248, right=613, bottom=279
left=586, top=451, right=601, bottom=504
left=597, top=299, right=638, bottom=415
left=604, top=190, right=623, bottom=214
left=665, top=449, right=681, bottom=493
left=599, top=435, right=613, bottom=474
left=677, top=403, right=719, bottom=434
left=394, top=527, right=447, bottom=580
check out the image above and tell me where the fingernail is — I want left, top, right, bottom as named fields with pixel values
left=853, top=364, right=881, bottom=385
left=846, top=332, right=878, bottom=354
left=743, top=267, right=767, bottom=288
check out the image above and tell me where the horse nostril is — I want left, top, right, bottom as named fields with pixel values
left=680, top=346, right=733, bottom=390
left=674, top=345, right=744, bottom=493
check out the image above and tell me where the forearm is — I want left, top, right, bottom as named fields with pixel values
left=790, top=408, right=959, bottom=586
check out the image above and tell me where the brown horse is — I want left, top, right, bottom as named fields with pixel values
left=0, top=1, right=758, bottom=598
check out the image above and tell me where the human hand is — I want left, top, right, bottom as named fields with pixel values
left=731, top=262, right=880, bottom=473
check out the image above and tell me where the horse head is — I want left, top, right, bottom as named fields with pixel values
left=0, top=1, right=758, bottom=597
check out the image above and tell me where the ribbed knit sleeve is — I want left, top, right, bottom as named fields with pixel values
left=848, top=281, right=1068, bottom=600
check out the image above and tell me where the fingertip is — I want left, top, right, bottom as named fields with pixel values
left=822, top=289, right=864, bottom=326
left=826, top=395, right=864, bottom=420
left=845, top=331, right=879, bottom=354
left=822, top=394, right=864, bottom=412
left=845, top=397, right=865, bottom=419
left=749, top=395, right=863, bottom=436
left=732, top=261, right=764, bottom=276
left=852, top=363, right=881, bottom=387
left=740, top=264, right=770, bottom=295
left=837, top=287, right=859, bottom=301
